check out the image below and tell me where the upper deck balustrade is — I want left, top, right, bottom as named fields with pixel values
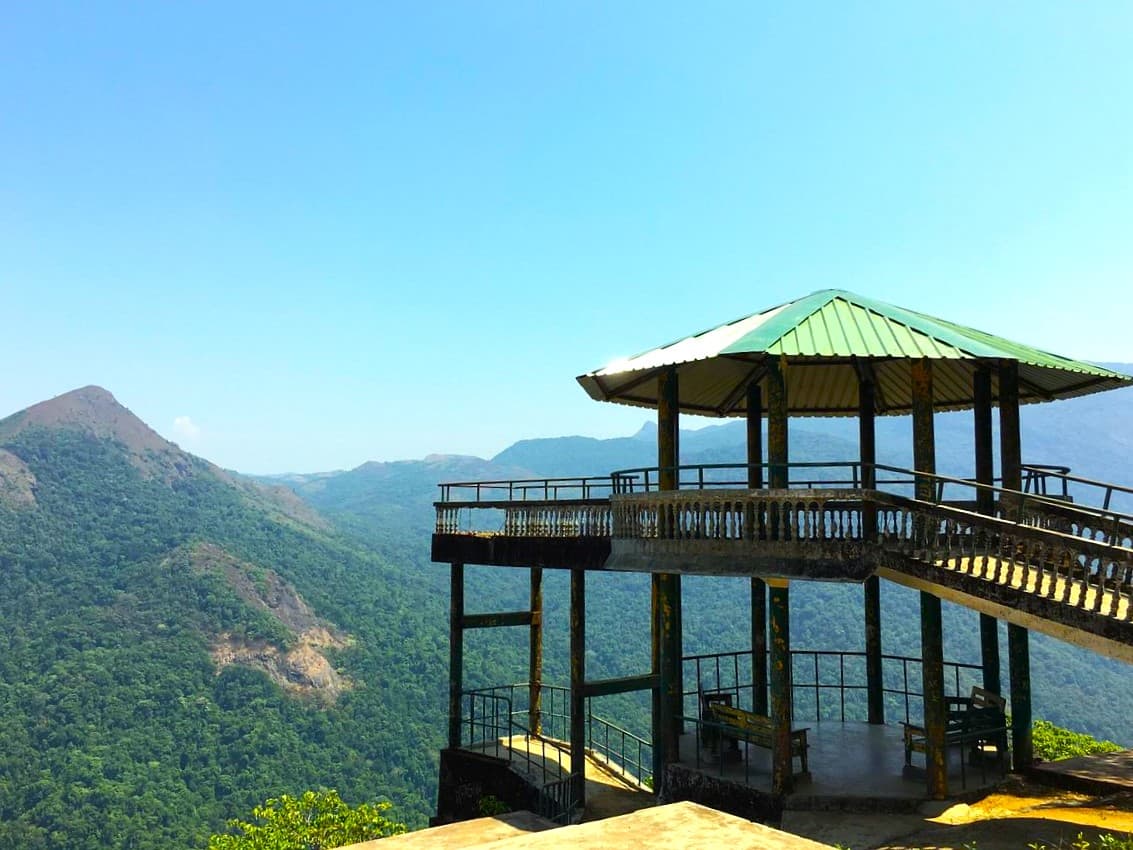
left=436, top=462, right=1133, bottom=544
left=433, top=461, right=1133, bottom=658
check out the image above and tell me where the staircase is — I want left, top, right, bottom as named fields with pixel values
left=873, top=489, right=1133, bottom=662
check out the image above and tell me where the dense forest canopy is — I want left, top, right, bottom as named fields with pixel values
left=0, top=418, right=446, bottom=847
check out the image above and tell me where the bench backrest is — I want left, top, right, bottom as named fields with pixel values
left=709, top=703, right=771, bottom=735
left=706, top=702, right=779, bottom=743
left=970, top=686, right=1006, bottom=712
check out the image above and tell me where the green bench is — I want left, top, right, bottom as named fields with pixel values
left=708, top=702, right=810, bottom=776
left=903, top=686, right=1009, bottom=788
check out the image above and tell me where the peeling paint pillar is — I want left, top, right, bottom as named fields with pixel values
left=766, top=361, right=788, bottom=490
left=864, top=578, right=883, bottom=724
left=1008, top=622, right=1033, bottom=770
left=974, top=366, right=1002, bottom=694
left=650, top=574, right=663, bottom=784
left=654, top=366, right=682, bottom=790
left=911, top=359, right=936, bottom=503
left=920, top=590, right=947, bottom=799
left=748, top=382, right=768, bottom=714
left=751, top=578, right=768, bottom=715
left=448, top=562, right=464, bottom=750
left=658, top=572, right=681, bottom=774
left=980, top=615, right=1001, bottom=695
left=529, top=567, right=544, bottom=734
left=999, top=360, right=1022, bottom=494
left=766, top=360, right=792, bottom=794
left=570, top=567, right=586, bottom=808
left=769, top=578, right=792, bottom=795
left=659, top=366, right=680, bottom=492
left=860, top=374, right=883, bottom=724
left=859, top=373, right=878, bottom=540
left=974, top=364, right=996, bottom=514
left=1000, top=360, right=1032, bottom=768
left=912, top=358, right=947, bottom=799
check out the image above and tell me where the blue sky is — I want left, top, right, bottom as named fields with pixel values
left=2, top=2, right=1131, bottom=473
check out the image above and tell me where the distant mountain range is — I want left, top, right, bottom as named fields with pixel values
left=275, top=364, right=1133, bottom=545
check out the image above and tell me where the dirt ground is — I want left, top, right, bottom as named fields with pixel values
left=782, top=778, right=1133, bottom=850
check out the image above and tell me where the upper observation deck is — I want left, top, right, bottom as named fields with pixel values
left=433, top=461, right=1133, bottom=661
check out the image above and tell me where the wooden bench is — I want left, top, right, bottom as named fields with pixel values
left=903, top=687, right=1009, bottom=788
left=708, top=703, right=810, bottom=776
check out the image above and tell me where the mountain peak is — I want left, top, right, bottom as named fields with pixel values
left=632, top=421, right=655, bottom=441
left=0, top=385, right=178, bottom=466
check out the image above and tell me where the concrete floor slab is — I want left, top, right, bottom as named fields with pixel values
left=678, top=721, right=1005, bottom=808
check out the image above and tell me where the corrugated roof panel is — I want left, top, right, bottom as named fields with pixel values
left=577, top=288, right=1133, bottom=416
left=827, top=300, right=859, bottom=354
left=825, top=307, right=849, bottom=352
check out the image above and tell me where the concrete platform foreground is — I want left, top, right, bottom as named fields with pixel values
left=346, top=811, right=556, bottom=849
left=345, top=802, right=836, bottom=850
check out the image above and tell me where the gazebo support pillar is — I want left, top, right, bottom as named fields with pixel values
left=999, top=360, right=1022, bottom=493
left=747, top=383, right=768, bottom=714
left=529, top=567, right=544, bottom=734
left=1000, top=361, right=1033, bottom=768
left=769, top=578, right=792, bottom=795
left=765, top=361, right=793, bottom=794
left=864, top=579, right=883, bottom=724
left=653, top=367, right=682, bottom=792
left=912, top=359, right=947, bottom=798
left=447, top=562, right=464, bottom=750
left=570, top=568, right=586, bottom=807
left=974, top=365, right=1001, bottom=693
left=1008, top=622, right=1033, bottom=770
left=980, top=616, right=1001, bottom=695
left=920, top=591, right=947, bottom=799
left=752, top=580, right=768, bottom=715
left=859, top=374, right=883, bottom=724
left=657, top=572, right=681, bottom=777
left=767, top=361, right=788, bottom=490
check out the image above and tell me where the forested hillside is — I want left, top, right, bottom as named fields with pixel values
left=0, top=389, right=449, bottom=848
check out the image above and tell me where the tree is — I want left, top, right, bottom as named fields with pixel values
left=207, top=790, right=406, bottom=850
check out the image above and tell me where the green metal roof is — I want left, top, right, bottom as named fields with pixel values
left=577, top=289, right=1132, bottom=417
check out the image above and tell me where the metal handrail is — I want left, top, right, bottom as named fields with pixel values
left=679, top=713, right=761, bottom=785
left=602, top=460, right=1133, bottom=532
left=871, top=463, right=1133, bottom=526
left=1022, top=463, right=1133, bottom=513
left=536, top=774, right=578, bottom=824
left=437, top=460, right=1133, bottom=527
left=682, top=648, right=982, bottom=726
left=436, top=460, right=1133, bottom=555
left=438, top=476, right=618, bottom=503
left=609, top=461, right=894, bottom=494
left=1022, top=464, right=1073, bottom=499
left=587, top=714, right=653, bottom=789
left=460, top=682, right=653, bottom=795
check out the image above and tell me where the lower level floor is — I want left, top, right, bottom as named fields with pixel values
left=673, top=720, right=1004, bottom=809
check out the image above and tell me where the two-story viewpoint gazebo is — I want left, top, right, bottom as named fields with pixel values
left=434, top=289, right=1133, bottom=819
